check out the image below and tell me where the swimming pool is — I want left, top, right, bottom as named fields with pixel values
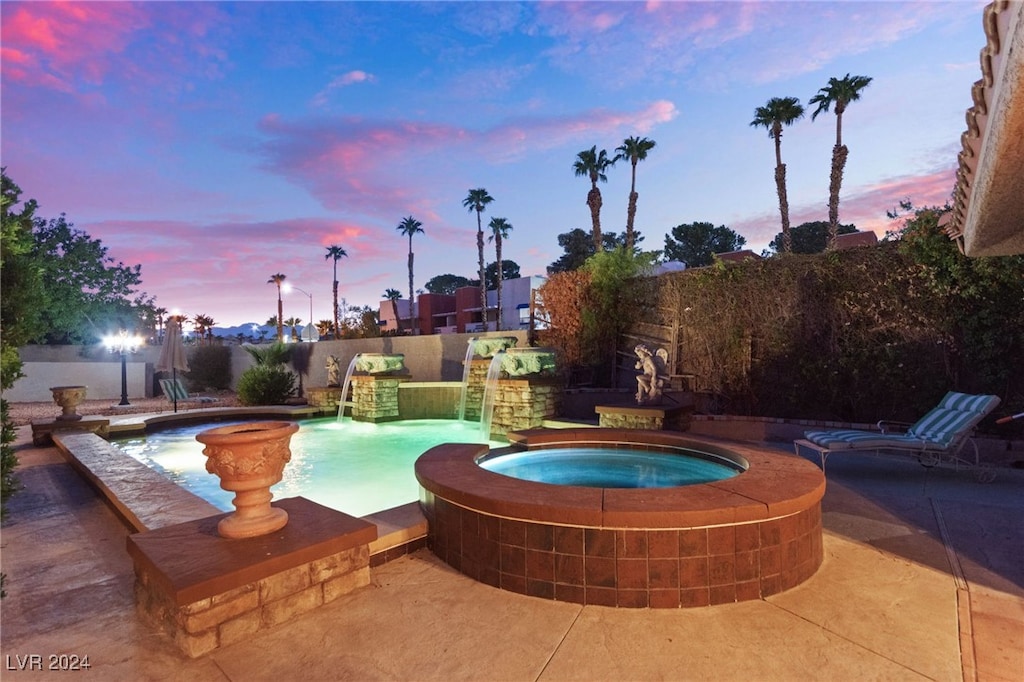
left=114, top=418, right=501, bottom=518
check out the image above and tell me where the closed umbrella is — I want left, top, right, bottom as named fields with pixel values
left=155, top=318, right=190, bottom=412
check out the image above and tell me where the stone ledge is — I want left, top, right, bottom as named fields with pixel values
left=31, top=416, right=110, bottom=446
left=128, top=496, right=377, bottom=658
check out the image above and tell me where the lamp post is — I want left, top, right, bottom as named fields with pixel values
left=284, top=284, right=319, bottom=342
left=103, top=330, right=143, bottom=406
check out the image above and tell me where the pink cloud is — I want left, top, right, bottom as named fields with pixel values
left=733, top=166, right=957, bottom=247
left=0, top=2, right=151, bottom=90
left=311, top=69, right=377, bottom=107
left=253, top=102, right=677, bottom=216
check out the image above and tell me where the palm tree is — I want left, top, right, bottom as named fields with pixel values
left=750, top=97, right=805, bottom=253
left=462, top=188, right=494, bottom=330
left=283, top=316, right=301, bottom=342
left=267, top=273, right=287, bottom=341
left=573, top=146, right=616, bottom=252
left=395, top=216, right=424, bottom=334
left=316, top=319, right=334, bottom=338
left=809, top=73, right=873, bottom=250
left=324, top=245, right=348, bottom=339
left=614, top=137, right=656, bottom=251
left=487, top=217, right=513, bottom=330
left=193, top=314, right=215, bottom=345
left=383, top=288, right=402, bottom=335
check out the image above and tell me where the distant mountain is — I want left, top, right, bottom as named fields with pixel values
left=207, top=323, right=314, bottom=342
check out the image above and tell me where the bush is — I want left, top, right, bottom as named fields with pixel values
left=186, top=345, right=232, bottom=391
left=236, top=364, right=296, bottom=406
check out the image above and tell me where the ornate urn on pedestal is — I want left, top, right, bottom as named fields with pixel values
left=195, top=421, right=300, bottom=539
left=50, top=385, right=87, bottom=421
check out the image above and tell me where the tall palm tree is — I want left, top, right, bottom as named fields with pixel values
left=750, top=97, right=805, bottom=253
left=462, top=188, right=494, bottom=330
left=383, top=288, right=402, bottom=335
left=395, top=216, right=424, bottom=334
left=267, top=273, right=287, bottom=341
left=614, top=137, right=656, bottom=251
left=809, top=73, right=872, bottom=250
left=487, top=217, right=513, bottom=330
left=573, top=146, right=616, bottom=252
left=324, top=245, right=348, bottom=339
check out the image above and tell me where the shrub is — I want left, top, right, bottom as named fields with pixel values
left=186, top=345, right=232, bottom=391
left=236, top=363, right=296, bottom=406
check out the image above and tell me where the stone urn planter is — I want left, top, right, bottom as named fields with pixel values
left=50, top=385, right=87, bottom=421
left=195, top=421, right=300, bottom=539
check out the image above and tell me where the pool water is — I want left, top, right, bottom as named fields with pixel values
left=479, top=447, right=741, bottom=487
left=115, top=418, right=500, bottom=518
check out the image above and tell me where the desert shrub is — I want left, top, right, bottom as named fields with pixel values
left=236, top=364, right=296, bottom=406
left=186, top=345, right=231, bottom=391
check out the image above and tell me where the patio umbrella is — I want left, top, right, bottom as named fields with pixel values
left=155, top=318, right=190, bottom=413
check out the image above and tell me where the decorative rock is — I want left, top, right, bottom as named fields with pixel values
left=196, top=421, right=299, bottom=539
left=472, top=336, right=518, bottom=358
left=499, top=347, right=557, bottom=378
left=355, top=353, right=406, bottom=374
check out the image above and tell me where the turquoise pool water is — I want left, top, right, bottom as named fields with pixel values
left=479, top=447, right=741, bottom=487
left=115, top=418, right=499, bottom=518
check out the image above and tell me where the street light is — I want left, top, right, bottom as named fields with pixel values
left=103, top=330, right=143, bottom=406
left=283, top=284, right=319, bottom=342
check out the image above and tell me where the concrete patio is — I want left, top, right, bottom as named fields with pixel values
left=1, top=422, right=1021, bottom=681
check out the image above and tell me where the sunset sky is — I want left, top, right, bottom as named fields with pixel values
left=1, top=1, right=986, bottom=328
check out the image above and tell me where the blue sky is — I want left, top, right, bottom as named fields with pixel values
left=2, top=1, right=985, bottom=327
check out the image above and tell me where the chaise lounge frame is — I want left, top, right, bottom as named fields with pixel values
left=793, top=391, right=1001, bottom=482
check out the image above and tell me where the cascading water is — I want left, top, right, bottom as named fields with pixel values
left=335, top=354, right=361, bottom=422
left=478, top=350, right=505, bottom=440
left=457, top=337, right=477, bottom=422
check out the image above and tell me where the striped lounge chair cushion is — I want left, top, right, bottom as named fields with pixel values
left=802, top=430, right=938, bottom=452
left=907, top=392, right=1000, bottom=447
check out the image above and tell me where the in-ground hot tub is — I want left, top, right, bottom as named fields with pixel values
left=415, top=428, right=826, bottom=608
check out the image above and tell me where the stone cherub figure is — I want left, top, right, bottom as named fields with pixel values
left=326, top=355, right=342, bottom=387
left=635, top=344, right=670, bottom=404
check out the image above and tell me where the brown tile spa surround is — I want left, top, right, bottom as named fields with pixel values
left=415, top=429, right=825, bottom=608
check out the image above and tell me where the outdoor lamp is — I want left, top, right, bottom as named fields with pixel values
left=283, top=283, right=319, bottom=342
left=103, top=330, right=143, bottom=406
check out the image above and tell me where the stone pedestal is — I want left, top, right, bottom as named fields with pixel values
left=487, top=379, right=560, bottom=438
left=595, top=404, right=693, bottom=431
left=305, top=387, right=344, bottom=410
left=351, top=375, right=410, bottom=423
left=462, top=359, right=493, bottom=421
left=127, top=497, right=376, bottom=658
left=31, top=416, right=110, bottom=446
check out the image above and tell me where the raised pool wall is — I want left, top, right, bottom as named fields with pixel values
left=416, top=429, right=826, bottom=608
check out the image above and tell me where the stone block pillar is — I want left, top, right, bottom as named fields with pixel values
left=488, top=379, right=560, bottom=438
left=351, top=375, right=409, bottom=423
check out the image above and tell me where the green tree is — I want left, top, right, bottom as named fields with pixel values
left=383, top=288, right=402, bottom=335
left=487, top=217, right=513, bottom=330
left=663, top=222, right=746, bottom=267
left=395, top=216, right=424, bottom=333
left=424, top=274, right=472, bottom=295
left=462, top=188, right=494, bottom=330
left=324, top=245, right=348, bottom=339
left=548, top=228, right=645, bottom=274
left=1, top=170, right=45, bottom=520
left=484, top=259, right=521, bottom=291
left=750, top=96, right=805, bottom=253
left=614, top=136, right=656, bottom=251
left=768, top=221, right=856, bottom=254
left=30, top=213, right=151, bottom=344
left=267, top=273, right=286, bottom=341
left=810, top=73, right=873, bottom=250
left=573, top=146, right=616, bottom=252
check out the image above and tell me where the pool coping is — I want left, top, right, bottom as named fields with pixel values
left=416, top=428, right=826, bottom=529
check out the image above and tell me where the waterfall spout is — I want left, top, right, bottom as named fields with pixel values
left=479, top=351, right=505, bottom=441
left=336, top=354, right=361, bottom=422
left=458, top=337, right=477, bottom=421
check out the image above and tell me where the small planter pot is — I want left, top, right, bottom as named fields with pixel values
left=195, top=421, right=300, bottom=539
left=50, top=385, right=87, bottom=421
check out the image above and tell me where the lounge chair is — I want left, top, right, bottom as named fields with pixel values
left=159, top=377, right=190, bottom=402
left=793, top=391, right=1001, bottom=481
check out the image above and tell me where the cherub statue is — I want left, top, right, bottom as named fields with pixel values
left=635, top=344, right=670, bottom=404
left=326, top=355, right=341, bottom=387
